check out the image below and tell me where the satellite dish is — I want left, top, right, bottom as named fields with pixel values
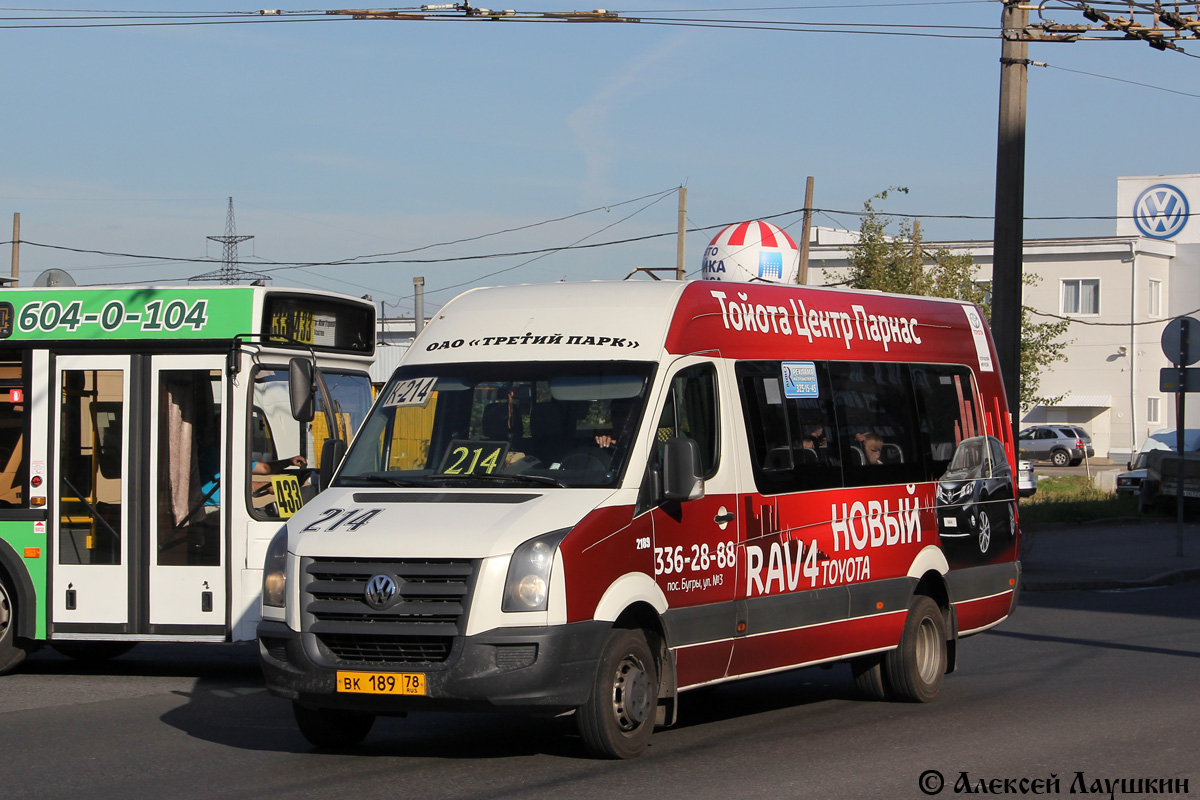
left=32, top=269, right=76, bottom=287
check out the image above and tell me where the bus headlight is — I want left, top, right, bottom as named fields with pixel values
left=503, top=529, right=570, bottom=613
left=263, top=529, right=288, bottom=609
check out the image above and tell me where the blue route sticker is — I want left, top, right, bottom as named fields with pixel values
left=781, top=361, right=819, bottom=398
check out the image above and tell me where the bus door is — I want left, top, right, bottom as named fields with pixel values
left=649, top=360, right=739, bottom=688
left=147, top=357, right=226, bottom=631
left=52, top=355, right=132, bottom=629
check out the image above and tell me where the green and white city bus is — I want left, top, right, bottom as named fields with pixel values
left=0, top=285, right=376, bottom=673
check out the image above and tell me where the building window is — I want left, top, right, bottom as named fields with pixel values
left=1148, top=396, right=1161, bottom=425
left=1062, top=278, right=1100, bottom=315
left=1149, top=279, right=1162, bottom=318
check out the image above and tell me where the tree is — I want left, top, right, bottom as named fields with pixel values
left=843, top=188, right=1070, bottom=412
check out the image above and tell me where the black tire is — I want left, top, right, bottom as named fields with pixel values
left=292, top=702, right=375, bottom=749
left=577, top=628, right=658, bottom=759
left=1068, top=458, right=1082, bottom=467
left=977, top=509, right=991, bottom=554
left=51, top=641, right=137, bottom=662
left=884, top=596, right=947, bottom=703
left=851, top=655, right=889, bottom=700
left=0, top=573, right=28, bottom=675
left=1051, top=449, right=1070, bottom=467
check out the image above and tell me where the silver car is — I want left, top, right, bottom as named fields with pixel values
left=1017, top=425, right=1094, bottom=467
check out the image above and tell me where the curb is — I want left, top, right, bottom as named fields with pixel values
left=1022, top=567, right=1200, bottom=592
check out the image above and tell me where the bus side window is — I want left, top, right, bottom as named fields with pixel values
left=911, top=364, right=983, bottom=478
left=829, top=362, right=924, bottom=488
left=655, top=363, right=719, bottom=478
left=735, top=360, right=840, bottom=495
left=0, top=360, right=28, bottom=508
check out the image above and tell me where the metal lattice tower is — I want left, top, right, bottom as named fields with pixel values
left=191, top=197, right=270, bottom=284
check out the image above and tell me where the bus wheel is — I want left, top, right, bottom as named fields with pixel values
left=851, top=655, right=889, bottom=700
left=51, top=641, right=137, bottom=662
left=292, top=702, right=374, bottom=749
left=884, top=596, right=946, bottom=703
left=0, top=574, right=28, bottom=675
left=577, top=628, right=657, bottom=759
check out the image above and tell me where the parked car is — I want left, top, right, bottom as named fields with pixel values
left=1018, top=459, right=1037, bottom=497
left=1117, top=428, right=1200, bottom=496
left=1017, top=425, right=1094, bottom=467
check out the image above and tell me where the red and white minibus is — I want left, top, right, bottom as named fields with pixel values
left=258, top=279, right=1020, bottom=758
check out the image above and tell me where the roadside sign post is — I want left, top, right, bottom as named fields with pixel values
left=1160, top=316, right=1200, bottom=557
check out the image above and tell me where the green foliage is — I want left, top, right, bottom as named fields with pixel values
left=1018, top=475, right=1141, bottom=524
left=844, top=189, right=1071, bottom=412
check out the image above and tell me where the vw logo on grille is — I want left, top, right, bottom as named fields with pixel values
left=364, top=574, right=399, bottom=610
left=1134, top=183, right=1190, bottom=239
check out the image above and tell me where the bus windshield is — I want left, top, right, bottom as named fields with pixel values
left=338, top=361, right=655, bottom=489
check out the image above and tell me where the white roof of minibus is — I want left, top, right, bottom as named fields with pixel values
left=403, top=281, right=691, bottom=365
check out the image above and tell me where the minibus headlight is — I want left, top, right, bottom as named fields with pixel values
left=263, top=529, right=288, bottom=609
left=503, top=529, right=570, bottom=613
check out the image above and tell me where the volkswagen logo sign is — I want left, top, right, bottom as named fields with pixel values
left=364, top=574, right=399, bottom=610
left=1134, top=183, right=1190, bottom=239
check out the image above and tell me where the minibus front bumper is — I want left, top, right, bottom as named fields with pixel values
left=258, top=618, right=610, bottom=715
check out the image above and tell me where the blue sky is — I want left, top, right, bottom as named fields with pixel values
left=2, top=2, right=1198, bottom=316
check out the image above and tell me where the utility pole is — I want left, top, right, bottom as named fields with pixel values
left=992, top=0, right=1028, bottom=437
left=676, top=187, right=687, bottom=281
left=8, top=213, right=18, bottom=287
left=414, top=276, right=425, bottom=333
left=797, top=176, right=814, bottom=286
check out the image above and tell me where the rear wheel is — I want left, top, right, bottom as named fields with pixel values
left=884, top=596, right=947, bottom=703
left=292, top=702, right=375, bottom=749
left=0, top=574, right=28, bottom=675
left=577, top=628, right=658, bottom=759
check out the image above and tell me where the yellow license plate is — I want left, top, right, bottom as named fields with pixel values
left=335, top=670, right=426, bottom=696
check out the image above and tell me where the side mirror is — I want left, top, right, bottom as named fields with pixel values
left=319, top=437, right=347, bottom=490
left=662, top=437, right=704, bottom=502
left=288, top=358, right=315, bottom=423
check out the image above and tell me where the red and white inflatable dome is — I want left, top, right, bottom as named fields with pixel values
left=701, top=220, right=800, bottom=283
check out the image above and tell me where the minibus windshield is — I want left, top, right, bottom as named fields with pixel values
left=338, top=361, right=656, bottom=489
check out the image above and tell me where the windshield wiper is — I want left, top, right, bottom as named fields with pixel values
left=432, top=473, right=567, bottom=489
left=344, top=474, right=437, bottom=488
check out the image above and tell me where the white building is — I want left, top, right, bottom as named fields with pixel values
left=804, top=175, right=1200, bottom=462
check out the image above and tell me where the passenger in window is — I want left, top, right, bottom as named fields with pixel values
left=856, top=432, right=884, bottom=465
left=803, top=425, right=828, bottom=449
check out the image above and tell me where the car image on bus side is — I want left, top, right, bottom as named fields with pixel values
left=936, top=435, right=1018, bottom=562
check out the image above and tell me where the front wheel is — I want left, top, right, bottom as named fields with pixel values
left=576, top=628, right=658, bottom=759
left=884, top=596, right=947, bottom=703
left=1051, top=449, right=1070, bottom=467
left=292, top=702, right=375, bottom=749
left=0, top=574, right=28, bottom=675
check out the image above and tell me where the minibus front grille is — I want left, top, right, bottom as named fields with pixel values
left=301, top=557, right=477, bottom=665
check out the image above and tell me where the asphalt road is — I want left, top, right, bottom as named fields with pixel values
left=2, top=585, right=1197, bottom=800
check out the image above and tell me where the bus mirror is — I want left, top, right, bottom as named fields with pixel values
left=662, top=437, right=704, bottom=502
left=319, top=437, right=347, bottom=490
left=288, top=358, right=315, bottom=423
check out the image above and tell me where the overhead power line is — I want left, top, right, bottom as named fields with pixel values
left=2, top=205, right=1192, bottom=272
